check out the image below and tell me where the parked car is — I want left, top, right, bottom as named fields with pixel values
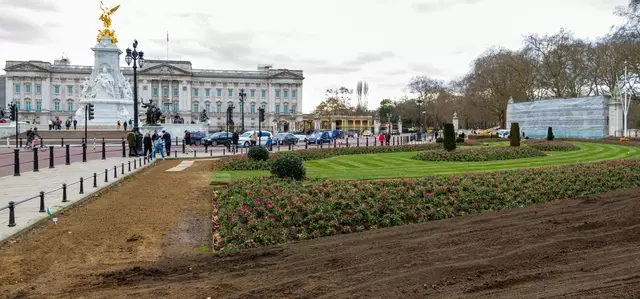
left=347, top=129, right=359, bottom=137
left=362, top=130, right=372, bottom=136
left=274, top=133, right=299, bottom=145
left=187, top=131, right=207, bottom=146
left=293, top=134, right=308, bottom=143
left=203, top=132, right=231, bottom=146
left=307, top=131, right=332, bottom=144
left=238, top=130, right=273, bottom=147
left=391, top=129, right=400, bottom=135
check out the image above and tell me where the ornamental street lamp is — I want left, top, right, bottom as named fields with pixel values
left=386, top=112, right=392, bottom=132
left=416, top=99, right=424, bottom=132
left=239, top=88, right=247, bottom=132
left=124, top=39, right=145, bottom=153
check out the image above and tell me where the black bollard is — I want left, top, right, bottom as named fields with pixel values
left=62, top=183, right=68, bottom=202
left=8, top=201, right=16, bottom=227
left=101, top=141, right=106, bottom=160
left=134, top=159, right=137, bottom=169
left=39, top=191, right=45, bottom=212
left=13, top=149, right=20, bottom=176
left=194, top=150, right=196, bottom=158
left=128, top=161, right=131, bottom=172
left=366, top=137, right=369, bottom=147
left=139, top=157, right=141, bottom=166
left=61, top=137, right=64, bottom=147
left=121, top=140, right=126, bottom=157
left=49, top=146, right=54, bottom=168
left=357, top=138, right=359, bottom=147
left=80, top=177, right=84, bottom=194
left=104, top=169, right=108, bottom=182
left=114, top=166, right=117, bottom=178
left=182, top=140, right=186, bottom=153
left=144, top=157, right=146, bottom=165
left=175, top=151, right=177, bottom=158
left=121, top=163, right=124, bottom=174
left=33, top=148, right=39, bottom=172
left=305, top=141, right=308, bottom=149
left=19, top=138, right=22, bottom=148
left=93, top=173, right=97, bottom=188
left=65, top=144, right=70, bottom=165
left=82, top=143, right=87, bottom=162
left=334, top=139, right=337, bottom=148
left=175, top=136, right=178, bottom=146
left=223, top=148, right=225, bottom=155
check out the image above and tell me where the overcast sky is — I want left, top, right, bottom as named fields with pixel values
left=0, top=0, right=628, bottom=112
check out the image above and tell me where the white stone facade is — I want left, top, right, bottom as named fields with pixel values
left=4, top=59, right=304, bottom=131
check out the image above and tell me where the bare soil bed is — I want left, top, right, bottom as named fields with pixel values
left=1, top=161, right=640, bottom=298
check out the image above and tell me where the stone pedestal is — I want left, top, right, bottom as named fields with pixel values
left=314, top=117, right=320, bottom=130
left=330, top=118, right=336, bottom=131
left=397, top=120, right=402, bottom=134
left=452, top=112, right=459, bottom=131
left=608, top=92, right=623, bottom=137
left=374, top=118, right=380, bottom=134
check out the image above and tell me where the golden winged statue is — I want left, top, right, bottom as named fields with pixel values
left=96, top=1, right=120, bottom=44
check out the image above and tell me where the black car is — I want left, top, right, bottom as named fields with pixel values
left=274, top=133, right=298, bottom=145
left=203, top=132, right=231, bottom=146
left=187, top=131, right=207, bottom=146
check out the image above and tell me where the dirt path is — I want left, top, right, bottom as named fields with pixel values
left=0, top=160, right=214, bottom=299
left=2, top=165, right=640, bottom=298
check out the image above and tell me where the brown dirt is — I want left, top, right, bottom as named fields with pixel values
left=2, top=162, right=640, bottom=298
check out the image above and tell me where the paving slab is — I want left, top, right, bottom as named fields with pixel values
left=166, top=160, right=194, bottom=172
left=0, top=156, right=157, bottom=242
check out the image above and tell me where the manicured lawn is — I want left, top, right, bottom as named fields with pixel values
left=211, top=142, right=640, bottom=182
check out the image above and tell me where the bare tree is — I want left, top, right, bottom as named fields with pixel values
left=356, top=81, right=363, bottom=108
left=363, top=81, right=369, bottom=109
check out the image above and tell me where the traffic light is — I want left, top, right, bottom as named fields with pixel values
left=88, top=103, right=95, bottom=120
left=258, top=107, right=265, bottom=122
left=226, top=106, right=233, bottom=124
left=9, top=104, right=16, bottom=121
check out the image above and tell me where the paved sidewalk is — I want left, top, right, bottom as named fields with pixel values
left=0, top=156, right=157, bottom=242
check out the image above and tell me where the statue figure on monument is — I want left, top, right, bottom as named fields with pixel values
left=200, top=109, right=209, bottom=123
left=80, top=77, right=96, bottom=99
left=97, top=1, right=120, bottom=44
left=122, top=79, right=133, bottom=101
left=95, top=67, right=116, bottom=97
left=141, top=99, right=161, bottom=124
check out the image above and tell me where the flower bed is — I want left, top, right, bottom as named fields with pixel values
left=213, top=159, right=640, bottom=250
left=412, top=146, right=546, bottom=162
left=524, top=140, right=580, bottom=151
left=558, top=138, right=640, bottom=147
left=218, top=143, right=443, bottom=171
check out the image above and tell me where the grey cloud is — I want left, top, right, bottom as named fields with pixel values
left=383, top=69, right=409, bottom=76
left=412, top=0, right=481, bottom=13
left=344, top=51, right=395, bottom=66
left=0, top=11, right=55, bottom=43
left=378, top=82, right=408, bottom=90
left=409, top=63, right=446, bottom=76
left=1, top=0, right=59, bottom=12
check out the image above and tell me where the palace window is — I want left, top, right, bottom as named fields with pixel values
left=216, top=103, right=222, bottom=113
left=275, top=104, right=280, bottom=113
left=25, top=101, right=31, bottom=112
left=292, top=90, right=297, bottom=99
left=261, top=103, right=266, bottom=111
left=193, top=103, right=199, bottom=112
left=25, top=85, right=31, bottom=93
left=193, top=88, right=199, bottom=97
left=36, top=101, right=42, bottom=112
left=67, top=102, right=73, bottom=111
left=261, top=90, right=266, bottom=98
left=15, top=85, right=20, bottom=93
left=275, top=90, right=280, bottom=98
left=54, top=102, right=60, bottom=112
left=206, top=102, right=211, bottom=112
left=284, top=104, right=289, bottom=114
left=68, top=86, right=73, bottom=95
left=173, top=88, right=179, bottom=96
left=36, top=85, right=41, bottom=94
left=163, top=87, right=169, bottom=96
left=228, top=89, right=233, bottom=97
left=173, top=103, right=179, bottom=112
left=250, top=104, right=255, bottom=113
left=15, top=102, right=20, bottom=110
left=283, top=90, right=288, bottom=98
left=164, top=103, right=169, bottom=112
left=54, top=86, right=60, bottom=94
left=291, top=106, right=296, bottom=114
left=205, top=88, right=211, bottom=97
left=216, top=89, right=221, bottom=97
left=250, top=89, right=255, bottom=97
left=153, top=87, right=158, bottom=96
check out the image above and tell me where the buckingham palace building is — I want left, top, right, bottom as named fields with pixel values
left=3, top=58, right=305, bottom=131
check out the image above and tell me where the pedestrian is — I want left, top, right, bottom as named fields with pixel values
left=65, top=119, right=71, bottom=130
left=116, top=120, right=121, bottom=130
left=143, top=133, right=152, bottom=159
left=48, top=119, right=53, bottom=130
left=73, top=119, right=77, bottom=130
left=123, top=121, right=128, bottom=131
left=126, top=131, right=138, bottom=156
left=250, top=131, right=257, bottom=147
left=184, top=130, right=193, bottom=153
left=378, top=132, right=385, bottom=146
left=152, top=137, right=165, bottom=160
left=162, top=130, right=172, bottom=153
left=232, top=130, right=239, bottom=151
left=152, top=130, right=159, bottom=141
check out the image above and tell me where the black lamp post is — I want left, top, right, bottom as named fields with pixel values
left=416, top=99, right=423, bottom=132
left=124, top=39, right=145, bottom=153
left=386, top=112, right=392, bottom=132
left=239, top=88, right=246, bottom=132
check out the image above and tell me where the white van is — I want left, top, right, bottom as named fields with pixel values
left=497, top=129, right=510, bottom=138
left=238, top=130, right=273, bottom=147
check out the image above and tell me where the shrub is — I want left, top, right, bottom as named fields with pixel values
left=436, top=137, right=444, bottom=143
left=547, top=127, right=554, bottom=141
left=455, top=137, right=465, bottom=143
left=525, top=140, right=579, bottom=151
left=270, top=156, right=306, bottom=180
left=413, top=146, right=545, bottom=162
left=214, top=159, right=640, bottom=250
left=443, top=123, right=456, bottom=151
left=510, top=123, right=521, bottom=147
left=247, top=146, right=269, bottom=161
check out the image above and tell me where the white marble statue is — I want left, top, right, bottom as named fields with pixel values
left=81, top=77, right=97, bottom=99
left=117, top=105, right=130, bottom=119
left=123, top=79, right=133, bottom=101
left=95, top=67, right=116, bottom=97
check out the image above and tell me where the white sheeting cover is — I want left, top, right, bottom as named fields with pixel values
left=506, top=96, right=608, bottom=139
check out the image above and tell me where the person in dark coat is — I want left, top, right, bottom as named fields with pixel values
left=73, top=119, right=77, bottom=130
left=151, top=130, right=159, bottom=141
left=143, top=133, right=153, bottom=159
left=232, top=130, right=239, bottom=150
left=162, top=130, right=172, bottom=153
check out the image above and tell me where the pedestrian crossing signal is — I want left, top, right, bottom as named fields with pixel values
left=88, top=104, right=95, bottom=120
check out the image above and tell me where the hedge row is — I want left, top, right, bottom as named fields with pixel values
left=213, top=159, right=640, bottom=250
left=524, top=140, right=580, bottom=151
left=218, top=143, right=444, bottom=171
left=413, top=146, right=546, bottom=162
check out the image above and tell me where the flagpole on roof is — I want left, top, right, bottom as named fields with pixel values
left=166, top=31, right=169, bottom=62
